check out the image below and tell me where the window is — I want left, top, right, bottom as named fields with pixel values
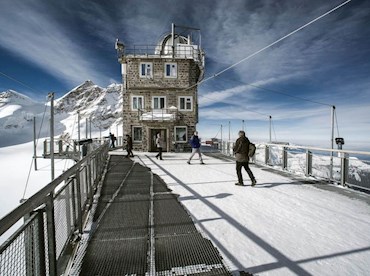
left=133, top=127, right=143, bottom=142
left=152, top=96, right=166, bottom=109
left=165, top=63, right=177, bottom=78
left=175, top=126, right=187, bottom=143
left=132, top=96, right=144, bottom=110
left=140, top=62, right=153, bottom=78
left=178, top=96, right=193, bottom=111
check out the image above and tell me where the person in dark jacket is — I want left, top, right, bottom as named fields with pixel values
left=125, top=134, right=134, bottom=158
left=233, top=130, right=256, bottom=186
left=187, top=131, right=204, bottom=164
left=109, top=132, right=116, bottom=148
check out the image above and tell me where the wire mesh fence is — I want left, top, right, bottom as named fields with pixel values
left=0, top=142, right=109, bottom=276
left=220, top=141, right=370, bottom=191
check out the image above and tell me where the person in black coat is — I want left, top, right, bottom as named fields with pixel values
left=109, top=132, right=116, bottom=148
left=125, top=134, right=134, bottom=157
left=233, top=130, right=256, bottom=186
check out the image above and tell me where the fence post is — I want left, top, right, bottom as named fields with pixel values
left=341, top=153, right=349, bottom=186
left=43, top=140, right=48, bottom=156
left=45, top=192, right=57, bottom=276
left=75, top=169, right=83, bottom=234
left=58, top=140, right=63, bottom=154
left=36, top=210, right=46, bottom=276
left=265, top=145, right=269, bottom=165
left=282, top=147, right=288, bottom=170
left=306, top=150, right=312, bottom=176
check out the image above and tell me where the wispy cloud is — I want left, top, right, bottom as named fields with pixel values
left=0, top=0, right=112, bottom=87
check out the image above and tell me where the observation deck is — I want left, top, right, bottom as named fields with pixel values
left=1, top=144, right=370, bottom=275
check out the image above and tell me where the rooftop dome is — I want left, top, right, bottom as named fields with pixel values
left=155, top=33, right=189, bottom=55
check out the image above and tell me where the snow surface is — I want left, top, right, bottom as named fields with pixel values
left=1, top=142, right=370, bottom=275
left=0, top=104, right=21, bottom=118
left=124, top=151, right=370, bottom=276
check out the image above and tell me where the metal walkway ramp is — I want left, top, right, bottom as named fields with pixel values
left=76, top=155, right=230, bottom=275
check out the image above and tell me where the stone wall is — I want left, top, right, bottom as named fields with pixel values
left=121, top=56, right=201, bottom=152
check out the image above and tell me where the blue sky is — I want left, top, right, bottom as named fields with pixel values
left=0, top=0, right=369, bottom=149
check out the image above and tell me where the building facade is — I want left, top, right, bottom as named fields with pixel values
left=116, top=27, right=205, bottom=152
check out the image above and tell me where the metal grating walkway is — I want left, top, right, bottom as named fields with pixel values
left=76, top=155, right=230, bottom=275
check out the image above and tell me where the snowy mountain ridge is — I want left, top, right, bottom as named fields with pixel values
left=0, top=81, right=123, bottom=147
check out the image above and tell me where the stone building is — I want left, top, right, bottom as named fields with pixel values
left=116, top=25, right=205, bottom=152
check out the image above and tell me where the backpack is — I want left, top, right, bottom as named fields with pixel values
left=248, top=142, right=256, bottom=157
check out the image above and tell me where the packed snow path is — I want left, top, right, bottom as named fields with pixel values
left=123, top=151, right=370, bottom=276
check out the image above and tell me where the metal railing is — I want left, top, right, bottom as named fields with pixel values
left=138, top=108, right=179, bottom=122
left=123, top=44, right=202, bottom=61
left=0, top=142, right=109, bottom=276
left=220, top=141, right=370, bottom=192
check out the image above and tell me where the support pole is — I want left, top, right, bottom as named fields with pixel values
left=242, top=120, right=245, bottom=131
left=330, top=106, right=335, bottom=180
left=85, top=118, right=88, bottom=139
left=77, top=111, right=81, bottom=152
left=89, top=117, right=92, bottom=139
left=220, top=124, right=223, bottom=151
left=49, top=93, right=55, bottom=181
left=228, top=121, right=231, bottom=142
left=33, top=116, right=37, bottom=171
left=269, top=116, right=272, bottom=143
left=171, top=23, right=175, bottom=58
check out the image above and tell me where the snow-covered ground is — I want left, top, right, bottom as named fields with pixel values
left=0, top=141, right=74, bottom=219
left=124, top=151, right=370, bottom=276
left=1, top=144, right=370, bottom=275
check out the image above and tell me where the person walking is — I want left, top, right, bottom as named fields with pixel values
left=125, top=134, right=134, bottom=157
left=233, top=130, right=256, bottom=186
left=155, top=133, right=164, bottom=160
left=109, top=132, right=116, bottom=148
left=187, top=131, right=204, bottom=164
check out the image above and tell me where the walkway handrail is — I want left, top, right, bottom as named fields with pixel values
left=220, top=141, right=370, bottom=192
left=0, top=141, right=110, bottom=275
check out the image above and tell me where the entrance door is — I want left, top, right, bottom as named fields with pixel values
left=150, top=129, right=167, bottom=152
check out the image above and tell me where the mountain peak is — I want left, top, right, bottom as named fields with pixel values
left=0, top=90, right=36, bottom=106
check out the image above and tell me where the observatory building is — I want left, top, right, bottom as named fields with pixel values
left=116, top=24, right=205, bottom=152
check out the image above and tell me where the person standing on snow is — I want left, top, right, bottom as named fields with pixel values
left=233, top=130, right=256, bottom=186
left=109, top=132, right=116, bottom=148
left=187, top=131, right=204, bottom=164
left=155, top=133, right=164, bottom=160
left=125, top=134, right=134, bottom=158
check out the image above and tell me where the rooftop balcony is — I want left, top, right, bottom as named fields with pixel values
left=137, top=107, right=180, bottom=122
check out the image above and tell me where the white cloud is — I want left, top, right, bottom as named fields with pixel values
left=0, top=0, right=112, bottom=87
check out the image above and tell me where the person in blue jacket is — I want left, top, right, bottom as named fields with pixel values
left=187, top=131, right=204, bottom=164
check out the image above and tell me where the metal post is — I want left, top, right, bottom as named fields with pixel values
left=49, top=93, right=55, bottom=181
left=89, top=117, right=91, bottom=139
left=269, top=116, right=272, bottom=143
left=33, top=116, right=38, bottom=171
left=330, top=106, right=335, bottom=180
left=283, top=147, right=288, bottom=170
left=228, top=121, right=231, bottom=142
left=341, top=154, right=348, bottom=186
left=85, top=118, right=88, bottom=139
left=75, top=170, right=83, bottom=234
left=77, top=111, right=81, bottom=153
left=306, top=150, right=312, bottom=176
left=36, top=210, right=46, bottom=276
left=242, top=120, right=245, bottom=131
left=171, top=23, right=175, bottom=58
left=220, top=124, right=223, bottom=151
left=265, top=145, right=269, bottom=165
left=46, top=193, right=57, bottom=276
